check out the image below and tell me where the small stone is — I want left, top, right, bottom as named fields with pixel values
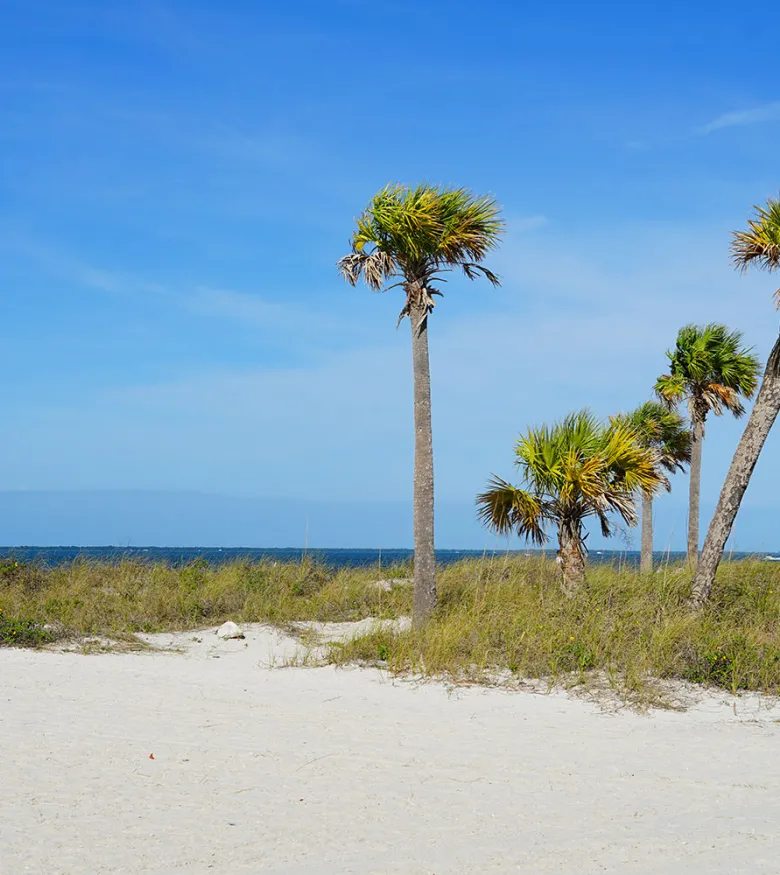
left=215, top=621, right=245, bottom=640
left=371, top=578, right=412, bottom=592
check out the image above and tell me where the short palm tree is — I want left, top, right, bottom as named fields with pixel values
left=655, top=323, right=760, bottom=566
left=476, top=410, right=663, bottom=594
left=613, top=402, right=692, bottom=574
left=339, top=183, right=503, bottom=625
left=693, top=196, right=780, bottom=605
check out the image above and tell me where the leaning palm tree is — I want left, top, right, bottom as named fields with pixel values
left=693, top=196, right=780, bottom=605
left=339, top=184, right=503, bottom=625
left=477, top=410, right=663, bottom=594
left=654, top=324, right=760, bottom=566
left=613, top=402, right=692, bottom=574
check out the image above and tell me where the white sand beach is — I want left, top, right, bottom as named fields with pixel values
left=2, top=624, right=780, bottom=874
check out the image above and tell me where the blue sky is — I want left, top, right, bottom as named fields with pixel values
left=1, top=0, right=779, bottom=549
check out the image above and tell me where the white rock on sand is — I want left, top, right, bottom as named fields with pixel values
left=215, top=620, right=245, bottom=640
left=2, top=623, right=780, bottom=874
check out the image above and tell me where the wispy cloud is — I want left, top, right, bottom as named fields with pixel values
left=695, top=101, right=780, bottom=136
left=0, top=236, right=170, bottom=297
left=3, top=234, right=370, bottom=353
left=626, top=100, right=780, bottom=149
left=187, top=286, right=360, bottom=342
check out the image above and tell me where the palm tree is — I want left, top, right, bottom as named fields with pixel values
left=339, top=184, right=503, bottom=625
left=655, top=324, right=760, bottom=566
left=476, top=410, right=663, bottom=594
left=613, top=402, right=692, bottom=574
left=692, top=196, right=780, bottom=605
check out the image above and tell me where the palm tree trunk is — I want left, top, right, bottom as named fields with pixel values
left=558, top=523, right=585, bottom=595
left=692, top=333, right=780, bottom=606
left=410, top=303, right=437, bottom=625
left=640, top=493, right=653, bottom=574
left=687, top=412, right=704, bottom=566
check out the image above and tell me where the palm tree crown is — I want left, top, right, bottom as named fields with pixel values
left=338, top=183, right=504, bottom=325
left=613, top=401, right=692, bottom=489
left=731, top=194, right=780, bottom=307
left=654, top=323, right=760, bottom=422
left=477, top=410, right=663, bottom=547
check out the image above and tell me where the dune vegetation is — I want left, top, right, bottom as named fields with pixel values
left=3, top=555, right=780, bottom=706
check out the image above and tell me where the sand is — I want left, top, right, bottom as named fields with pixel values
left=2, top=623, right=780, bottom=874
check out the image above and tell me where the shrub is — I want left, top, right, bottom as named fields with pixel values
left=0, top=611, right=53, bottom=648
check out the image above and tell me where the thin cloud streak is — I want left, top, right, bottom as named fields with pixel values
left=626, top=100, right=780, bottom=149
left=0, top=237, right=172, bottom=298
left=3, top=235, right=370, bottom=350
left=695, top=101, right=780, bottom=135
left=187, top=286, right=366, bottom=344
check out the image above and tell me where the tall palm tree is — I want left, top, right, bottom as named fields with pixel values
left=693, top=196, right=780, bottom=605
left=339, top=183, right=503, bottom=625
left=613, top=402, right=692, bottom=574
left=654, top=324, right=760, bottom=566
left=476, top=410, right=663, bottom=594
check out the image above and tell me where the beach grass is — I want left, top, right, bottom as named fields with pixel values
left=2, top=554, right=780, bottom=703
left=0, top=556, right=412, bottom=639
left=326, top=557, right=780, bottom=705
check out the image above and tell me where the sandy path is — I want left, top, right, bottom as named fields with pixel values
left=2, top=624, right=780, bottom=874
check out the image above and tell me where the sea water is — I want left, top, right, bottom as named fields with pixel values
left=0, top=546, right=775, bottom=567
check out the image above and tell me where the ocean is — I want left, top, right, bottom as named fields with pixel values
left=1, top=546, right=778, bottom=567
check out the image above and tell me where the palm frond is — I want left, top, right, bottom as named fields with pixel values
left=654, top=373, right=686, bottom=409
left=613, top=401, right=692, bottom=476
left=515, top=422, right=564, bottom=496
left=559, top=450, right=603, bottom=506
left=731, top=195, right=780, bottom=274
left=436, top=188, right=504, bottom=264
left=614, top=402, right=691, bottom=491
left=596, top=489, right=640, bottom=529
left=337, top=250, right=397, bottom=291
left=461, top=263, right=501, bottom=285
left=476, top=476, right=548, bottom=546
left=601, top=421, right=664, bottom=498
left=705, top=382, right=746, bottom=417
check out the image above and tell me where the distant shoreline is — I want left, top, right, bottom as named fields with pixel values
left=2, top=546, right=778, bottom=567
